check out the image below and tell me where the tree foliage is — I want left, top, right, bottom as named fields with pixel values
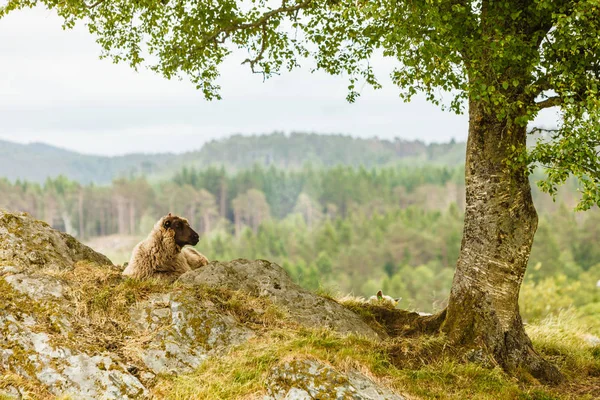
left=2, top=0, right=598, bottom=208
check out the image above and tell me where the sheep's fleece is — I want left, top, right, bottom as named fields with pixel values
left=122, top=213, right=209, bottom=280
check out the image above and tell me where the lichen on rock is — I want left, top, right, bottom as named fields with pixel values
left=265, top=359, right=404, bottom=400
left=130, top=292, right=253, bottom=375
left=0, top=209, right=401, bottom=399
left=0, top=209, right=111, bottom=272
left=178, top=259, right=381, bottom=340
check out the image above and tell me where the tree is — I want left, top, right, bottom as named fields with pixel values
left=197, top=188, right=219, bottom=234
left=5, top=0, right=600, bottom=382
left=293, top=192, right=323, bottom=228
left=232, top=189, right=271, bottom=234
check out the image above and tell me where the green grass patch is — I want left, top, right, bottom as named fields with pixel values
left=151, top=309, right=600, bottom=400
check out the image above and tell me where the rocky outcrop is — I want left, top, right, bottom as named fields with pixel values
left=129, top=291, right=254, bottom=376
left=0, top=209, right=111, bottom=272
left=0, top=210, right=400, bottom=399
left=178, top=259, right=380, bottom=340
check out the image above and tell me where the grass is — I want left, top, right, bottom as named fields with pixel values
left=54, top=267, right=596, bottom=400
left=527, top=310, right=600, bottom=399
left=148, top=308, right=600, bottom=400
left=3, top=261, right=599, bottom=399
left=47, top=261, right=171, bottom=357
left=152, top=329, right=387, bottom=399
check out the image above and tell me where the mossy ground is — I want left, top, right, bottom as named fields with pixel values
left=152, top=305, right=600, bottom=400
left=2, top=264, right=599, bottom=399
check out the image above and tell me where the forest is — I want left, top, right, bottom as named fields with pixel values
left=0, top=133, right=466, bottom=184
left=1, top=161, right=597, bottom=329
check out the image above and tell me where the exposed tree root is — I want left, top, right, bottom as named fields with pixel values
left=342, top=301, right=563, bottom=385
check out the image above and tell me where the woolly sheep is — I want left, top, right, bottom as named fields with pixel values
left=122, top=213, right=209, bottom=280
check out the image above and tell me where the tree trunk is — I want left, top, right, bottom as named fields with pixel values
left=234, top=209, right=241, bottom=237
left=129, top=200, right=136, bottom=235
left=442, top=99, right=562, bottom=383
left=78, top=189, right=85, bottom=239
left=219, top=178, right=227, bottom=218
left=115, top=196, right=127, bottom=235
left=188, top=203, right=196, bottom=228
left=203, top=212, right=211, bottom=234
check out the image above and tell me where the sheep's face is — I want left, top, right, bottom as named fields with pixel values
left=162, top=213, right=200, bottom=247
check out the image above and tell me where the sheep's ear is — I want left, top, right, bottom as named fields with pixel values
left=394, top=298, right=401, bottom=302
left=168, top=212, right=172, bottom=217
left=376, top=290, right=383, bottom=300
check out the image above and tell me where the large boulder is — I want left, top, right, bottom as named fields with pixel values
left=0, top=210, right=399, bottom=399
left=0, top=211, right=146, bottom=399
left=178, top=259, right=380, bottom=340
left=0, top=209, right=111, bottom=272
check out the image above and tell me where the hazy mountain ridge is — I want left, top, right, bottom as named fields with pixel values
left=179, top=132, right=466, bottom=170
left=0, top=139, right=177, bottom=184
left=0, top=133, right=466, bottom=183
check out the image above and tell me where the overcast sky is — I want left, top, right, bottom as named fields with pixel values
left=0, top=6, right=559, bottom=156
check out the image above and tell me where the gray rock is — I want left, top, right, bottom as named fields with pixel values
left=178, top=259, right=380, bottom=340
left=265, top=359, right=404, bottom=400
left=582, top=333, right=600, bottom=346
left=0, top=311, right=147, bottom=399
left=0, top=210, right=397, bottom=399
left=0, top=209, right=112, bottom=272
left=0, top=210, right=145, bottom=398
left=4, top=273, right=64, bottom=300
left=131, top=292, right=253, bottom=375
left=0, top=265, right=20, bottom=275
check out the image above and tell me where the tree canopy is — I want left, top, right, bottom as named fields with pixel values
left=2, top=0, right=598, bottom=208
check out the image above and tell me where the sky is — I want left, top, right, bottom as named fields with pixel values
left=0, top=6, right=559, bottom=156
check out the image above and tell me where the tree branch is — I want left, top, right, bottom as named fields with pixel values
left=201, top=0, right=313, bottom=45
left=535, top=96, right=562, bottom=110
left=85, top=0, right=106, bottom=8
left=531, top=75, right=552, bottom=94
left=242, top=25, right=272, bottom=79
left=529, top=127, right=560, bottom=135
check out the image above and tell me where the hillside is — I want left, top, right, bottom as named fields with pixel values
left=1, top=209, right=598, bottom=399
left=0, top=140, right=176, bottom=184
left=176, top=132, right=466, bottom=171
left=0, top=134, right=466, bottom=184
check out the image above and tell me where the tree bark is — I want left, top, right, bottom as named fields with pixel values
left=442, top=99, right=562, bottom=383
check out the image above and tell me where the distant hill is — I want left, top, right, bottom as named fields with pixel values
left=0, top=140, right=178, bottom=184
left=177, top=132, right=466, bottom=171
left=0, top=133, right=466, bottom=184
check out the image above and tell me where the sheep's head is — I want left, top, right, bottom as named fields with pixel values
left=161, top=213, right=200, bottom=247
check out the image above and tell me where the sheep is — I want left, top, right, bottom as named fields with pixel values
left=122, top=213, right=209, bottom=280
left=367, top=290, right=401, bottom=307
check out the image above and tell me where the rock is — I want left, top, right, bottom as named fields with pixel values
left=0, top=210, right=394, bottom=398
left=265, top=359, right=404, bottom=400
left=130, top=292, right=253, bottom=375
left=0, top=311, right=146, bottom=399
left=4, top=273, right=64, bottom=300
left=582, top=333, right=600, bottom=346
left=178, top=259, right=380, bottom=340
left=0, top=210, right=145, bottom=399
left=0, top=209, right=111, bottom=272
